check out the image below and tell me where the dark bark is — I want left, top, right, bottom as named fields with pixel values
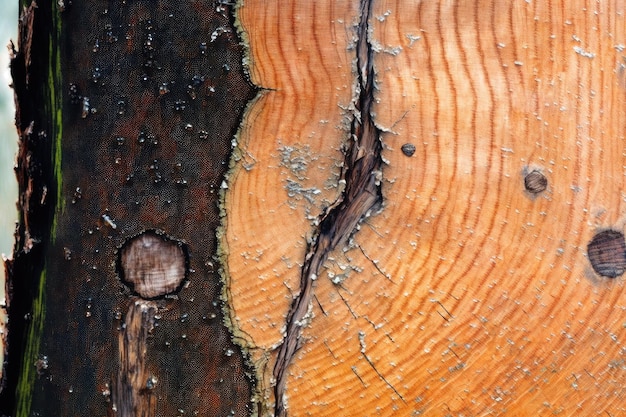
left=1, top=1, right=256, bottom=416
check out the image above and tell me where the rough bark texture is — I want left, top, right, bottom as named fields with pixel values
left=2, top=1, right=256, bottom=416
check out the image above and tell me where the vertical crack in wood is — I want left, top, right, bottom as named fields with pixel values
left=271, top=0, right=382, bottom=415
left=114, top=300, right=158, bottom=417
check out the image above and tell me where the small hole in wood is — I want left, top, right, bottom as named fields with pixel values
left=401, top=143, right=416, bottom=157
left=118, top=231, right=188, bottom=299
left=524, top=170, right=547, bottom=194
left=587, top=230, right=626, bottom=278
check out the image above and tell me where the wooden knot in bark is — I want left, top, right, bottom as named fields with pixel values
left=119, top=231, right=187, bottom=299
left=587, top=230, right=626, bottom=278
left=524, top=170, right=548, bottom=194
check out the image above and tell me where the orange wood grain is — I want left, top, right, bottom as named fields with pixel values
left=222, top=0, right=358, bottom=394
left=225, top=1, right=626, bottom=415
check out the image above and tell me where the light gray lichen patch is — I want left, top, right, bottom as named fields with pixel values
left=370, top=39, right=403, bottom=56
left=284, top=179, right=322, bottom=206
left=573, top=45, right=595, bottom=58
left=323, top=249, right=365, bottom=285
left=278, top=143, right=314, bottom=180
left=277, top=142, right=343, bottom=214
left=405, top=34, right=421, bottom=47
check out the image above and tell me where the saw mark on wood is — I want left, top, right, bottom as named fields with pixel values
left=337, top=289, right=359, bottom=320
left=272, top=0, right=385, bottom=415
left=351, top=366, right=368, bottom=388
left=356, top=243, right=394, bottom=283
left=313, top=295, right=328, bottom=317
left=358, top=330, right=405, bottom=403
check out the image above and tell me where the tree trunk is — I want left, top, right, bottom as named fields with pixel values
left=3, top=0, right=626, bottom=416
left=2, top=1, right=255, bottom=416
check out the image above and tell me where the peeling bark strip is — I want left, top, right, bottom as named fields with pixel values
left=114, top=233, right=187, bottom=415
left=114, top=300, right=158, bottom=417
left=272, top=0, right=383, bottom=415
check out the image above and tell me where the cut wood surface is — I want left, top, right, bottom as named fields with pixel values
left=224, top=0, right=626, bottom=415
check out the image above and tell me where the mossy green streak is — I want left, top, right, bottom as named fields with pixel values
left=50, top=0, right=64, bottom=240
left=15, top=2, right=62, bottom=415
left=14, top=270, right=46, bottom=417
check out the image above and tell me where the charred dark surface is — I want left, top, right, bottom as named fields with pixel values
left=1, top=2, right=57, bottom=414
left=2, top=1, right=256, bottom=416
left=271, top=0, right=384, bottom=415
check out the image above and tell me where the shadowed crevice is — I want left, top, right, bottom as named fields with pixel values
left=272, top=0, right=383, bottom=415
